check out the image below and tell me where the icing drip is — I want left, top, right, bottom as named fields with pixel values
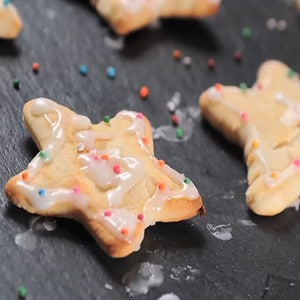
left=207, top=86, right=300, bottom=188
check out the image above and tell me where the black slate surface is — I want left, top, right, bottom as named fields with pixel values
left=1, top=0, right=300, bottom=299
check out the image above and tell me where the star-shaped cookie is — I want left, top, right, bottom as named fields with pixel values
left=5, top=99, right=204, bottom=257
left=200, top=60, right=300, bottom=216
left=0, top=0, right=22, bottom=39
left=91, top=0, right=221, bottom=35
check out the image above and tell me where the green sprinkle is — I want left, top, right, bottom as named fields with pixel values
left=183, top=177, right=191, bottom=184
left=13, top=79, right=20, bottom=90
left=176, top=128, right=184, bottom=139
left=239, top=82, right=248, bottom=92
left=242, top=27, right=252, bottom=39
left=39, top=150, right=47, bottom=160
left=287, top=68, right=297, bottom=78
left=103, top=115, right=111, bottom=123
left=18, top=286, right=27, bottom=298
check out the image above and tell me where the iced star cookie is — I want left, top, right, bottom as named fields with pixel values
left=91, top=0, right=221, bottom=35
left=200, top=60, right=300, bottom=216
left=5, top=99, right=204, bottom=257
left=0, top=0, right=22, bottom=39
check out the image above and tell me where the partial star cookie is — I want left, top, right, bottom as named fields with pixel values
left=200, top=60, right=300, bottom=216
left=5, top=99, right=204, bottom=257
left=91, top=0, right=221, bottom=35
left=298, top=0, right=300, bottom=12
left=0, top=0, right=22, bottom=39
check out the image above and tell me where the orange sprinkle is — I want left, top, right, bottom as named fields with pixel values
left=101, top=154, right=109, bottom=160
left=21, top=172, right=29, bottom=181
left=32, top=62, right=39, bottom=73
left=158, top=160, right=165, bottom=167
left=214, top=83, right=222, bottom=91
left=252, top=140, right=259, bottom=149
left=271, top=172, right=278, bottom=179
left=140, top=86, right=149, bottom=100
left=173, top=49, right=182, bottom=60
left=142, top=136, right=149, bottom=144
left=158, top=183, right=166, bottom=191
left=121, top=228, right=129, bottom=236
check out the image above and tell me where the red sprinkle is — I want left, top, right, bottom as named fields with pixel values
left=21, top=172, right=29, bottom=181
left=215, top=83, right=222, bottom=91
left=137, top=214, right=144, bottom=222
left=173, top=49, right=182, bottom=60
left=136, top=112, right=144, bottom=119
left=140, top=86, right=149, bottom=100
left=32, top=62, right=40, bottom=73
left=113, top=164, right=121, bottom=174
left=207, top=58, right=215, bottom=69
left=121, top=228, right=129, bottom=236
left=240, top=112, right=248, bottom=121
left=142, top=136, right=149, bottom=144
left=158, top=183, right=166, bottom=191
left=93, top=155, right=100, bottom=161
left=172, top=114, right=179, bottom=126
left=234, top=51, right=242, bottom=62
left=104, top=210, right=112, bottom=217
left=101, top=154, right=109, bottom=160
left=158, top=160, right=165, bottom=167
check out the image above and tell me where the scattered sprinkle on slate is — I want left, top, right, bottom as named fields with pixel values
left=106, top=66, right=116, bottom=79
left=242, top=27, right=252, bottom=38
left=172, top=115, right=179, bottom=126
left=173, top=49, right=182, bottom=60
left=176, top=128, right=184, bottom=139
left=266, top=18, right=277, bottom=30
left=79, top=65, right=88, bottom=76
left=140, top=86, right=149, bottom=99
left=183, top=56, right=192, bottom=68
left=234, top=51, right=242, bottom=62
left=277, top=19, right=287, bottom=31
left=207, top=58, right=215, bottom=69
left=13, top=79, right=20, bottom=90
left=18, top=286, right=27, bottom=298
left=32, top=62, right=39, bottom=74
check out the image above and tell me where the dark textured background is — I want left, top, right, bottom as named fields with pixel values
left=1, top=0, right=300, bottom=299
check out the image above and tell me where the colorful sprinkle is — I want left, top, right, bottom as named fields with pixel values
left=266, top=18, right=277, bottom=30
left=18, top=286, right=27, bottom=298
left=293, top=159, right=300, bottom=168
left=173, top=49, right=182, bottom=60
left=113, top=164, right=121, bottom=174
left=73, top=186, right=80, bottom=194
left=239, top=82, right=248, bottom=92
left=137, top=213, right=144, bottom=222
left=183, top=177, right=191, bottom=184
left=79, top=65, right=88, bottom=76
left=176, top=128, right=184, bottom=139
left=13, top=79, right=20, bottom=90
left=103, top=115, right=111, bottom=123
left=39, top=150, right=47, bottom=160
left=287, top=68, right=297, bottom=78
left=242, top=27, right=252, bottom=38
left=158, top=183, right=166, bottom=191
left=172, top=115, right=179, bottom=126
left=140, top=86, right=149, bottom=100
left=106, top=66, right=116, bottom=79
left=167, top=101, right=176, bottom=113
left=277, top=19, right=288, bottom=31
left=158, top=160, right=165, bottom=167
left=101, top=154, right=109, bottom=160
left=252, top=140, right=259, bottom=149
left=183, top=56, right=192, bottom=68
left=4, top=0, right=10, bottom=6
left=256, top=83, right=263, bottom=90
left=240, top=112, right=248, bottom=121
left=104, top=210, right=112, bottom=217
left=38, top=189, right=46, bottom=197
left=142, top=136, right=149, bottom=144
left=21, top=172, right=29, bottom=181
left=271, top=172, right=278, bottom=179
left=121, top=228, right=129, bottom=236
left=214, top=83, right=222, bottom=91
left=93, top=154, right=100, bottom=161
left=234, top=51, right=242, bottom=62
left=136, top=112, right=144, bottom=119
left=207, top=58, right=215, bottom=69
left=32, top=62, right=39, bottom=74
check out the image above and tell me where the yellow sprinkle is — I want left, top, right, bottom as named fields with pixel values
left=271, top=172, right=278, bottom=179
left=252, top=140, right=259, bottom=149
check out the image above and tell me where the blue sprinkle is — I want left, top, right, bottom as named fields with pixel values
left=4, top=0, right=10, bottom=6
left=38, top=189, right=46, bottom=197
left=106, top=66, right=116, bottom=79
left=79, top=65, right=88, bottom=76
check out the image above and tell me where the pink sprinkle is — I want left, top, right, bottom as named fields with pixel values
left=113, top=164, right=121, bottom=174
left=104, top=210, right=112, bottom=217
left=136, top=113, right=144, bottom=119
left=256, top=83, right=263, bottom=90
left=294, top=159, right=300, bottom=168
left=172, top=114, right=179, bottom=126
left=241, top=112, right=248, bottom=121
left=137, top=213, right=144, bottom=222
left=93, top=155, right=100, bottom=161
left=73, top=186, right=80, bottom=194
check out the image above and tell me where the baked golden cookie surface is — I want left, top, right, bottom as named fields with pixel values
left=5, top=99, right=204, bottom=257
left=200, top=60, right=300, bottom=216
